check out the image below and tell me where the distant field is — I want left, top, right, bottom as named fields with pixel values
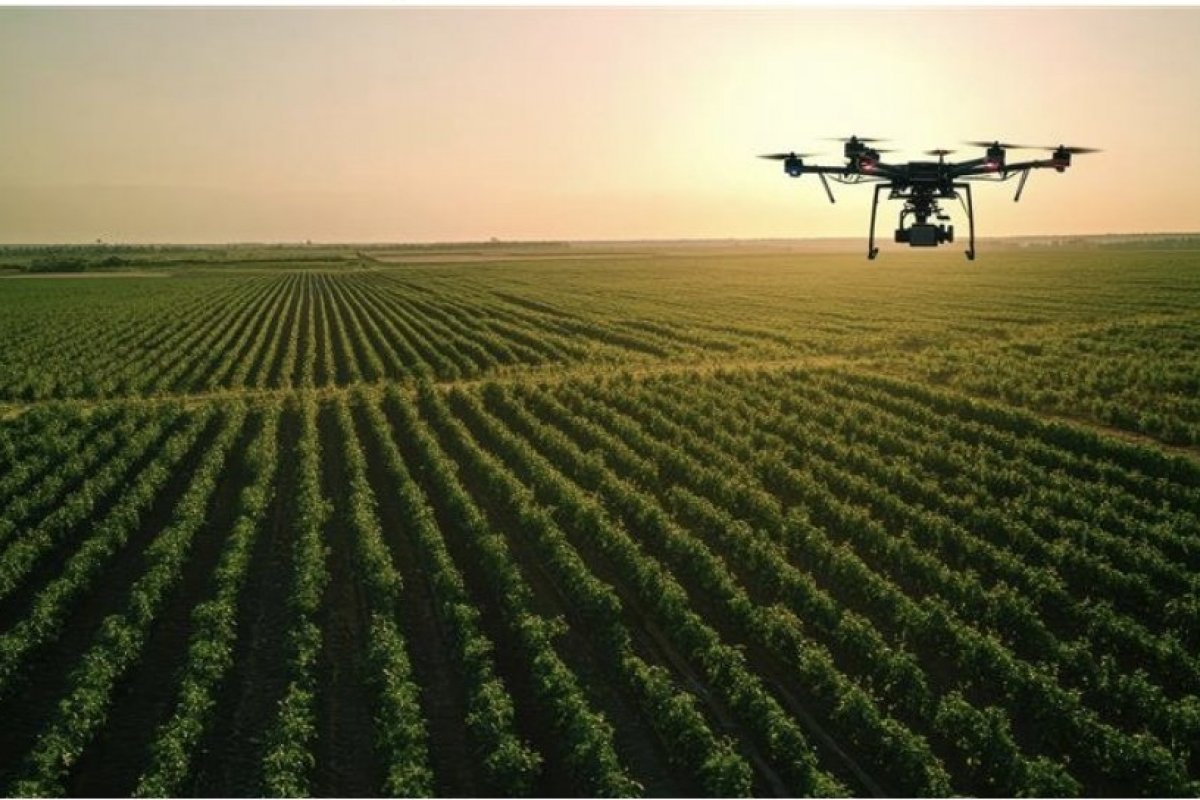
left=3, top=246, right=1199, bottom=445
left=0, top=245, right=1197, bottom=796
left=0, top=271, right=169, bottom=280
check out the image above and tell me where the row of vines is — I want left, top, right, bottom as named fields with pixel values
left=1, top=363, right=1197, bottom=796
left=4, top=251, right=1199, bottom=446
left=0, top=270, right=776, bottom=404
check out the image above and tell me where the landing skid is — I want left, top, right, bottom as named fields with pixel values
left=866, top=181, right=977, bottom=260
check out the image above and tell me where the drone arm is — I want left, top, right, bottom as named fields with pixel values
left=1001, top=158, right=1063, bottom=173
left=948, top=159, right=996, bottom=178
left=788, top=164, right=891, bottom=180
left=787, top=164, right=847, bottom=174
left=956, top=157, right=1064, bottom=180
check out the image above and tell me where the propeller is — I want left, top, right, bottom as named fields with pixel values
left=964, top=140, right=1036, bottom=150
left=925, top=149, right=956, bottom=157
left=1041, top=145, right=1102, bottom=154
left=758, top=151, right=819, bottom=160
left=825, top=135, right=888, bottom=143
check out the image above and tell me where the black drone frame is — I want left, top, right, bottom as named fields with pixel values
left=761, top=137, right=1099, bottom=260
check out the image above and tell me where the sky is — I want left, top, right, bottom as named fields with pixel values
left=1, top=6, right=1199, bottom=243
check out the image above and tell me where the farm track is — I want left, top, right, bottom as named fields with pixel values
left=1, top=356, right=1196, bottom=467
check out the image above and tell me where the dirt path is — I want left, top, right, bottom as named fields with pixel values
left=0, top=355, right=861, bottom=415
left=2, top=356, right=1196, bottom=469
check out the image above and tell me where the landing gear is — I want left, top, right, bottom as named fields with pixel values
left=961, top=181, right=976, bottom=261
left=865, top=181, right=977, bottom=260
left=867, top=184, right=885, bottom=260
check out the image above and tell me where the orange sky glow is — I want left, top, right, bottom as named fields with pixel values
left=2, top=6, right=1198, bottom=243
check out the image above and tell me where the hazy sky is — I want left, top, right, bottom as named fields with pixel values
left=2, top=7, right=1199, bottom=243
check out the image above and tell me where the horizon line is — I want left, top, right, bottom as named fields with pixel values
left=4, top=231, right=1200, bottom=249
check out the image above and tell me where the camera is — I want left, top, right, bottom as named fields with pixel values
left=895, top=223, right=953, bottom=247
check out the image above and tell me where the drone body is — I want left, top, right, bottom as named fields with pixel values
left=761, top=136, right=1099, bottom=259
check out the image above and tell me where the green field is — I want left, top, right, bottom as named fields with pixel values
left=0, top=243, right=1198, bottom=796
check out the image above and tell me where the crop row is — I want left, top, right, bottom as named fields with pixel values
left=2, top=364, right=1198, bottom=795
left=0, top=271, right=773, bottom=403
left=134, top=405, right=281, bottom=796
left=542, top=369, right=1199, bottom=791
left=11, top=405, right=246, bottom=795
left=0, top=406, right=211, bottom=699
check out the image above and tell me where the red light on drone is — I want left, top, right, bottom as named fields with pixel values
left=984, top=160, right=999, bottom=171
left=860, top=158, right=876, bottom=172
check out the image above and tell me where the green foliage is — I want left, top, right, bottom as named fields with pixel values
left=361, top=387, right=543, bottom=795
left=10, top=405, right=246, bottom=796
left=3, top=248, right=1199, bottom=446
left=261, top=395, right=330, bottom=797
left=135, top=404, right=281, bottom=797
left=27, top=256, right=88, bottom=273
left=2, top=246, right=1199, bottom=796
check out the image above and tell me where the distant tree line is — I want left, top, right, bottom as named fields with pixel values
left=1096, top=235, right=1200, bottom=250
left=24, top=253, right=130, bottom=273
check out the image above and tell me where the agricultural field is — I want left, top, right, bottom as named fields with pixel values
left=0, top=243, right=1198, bottom=797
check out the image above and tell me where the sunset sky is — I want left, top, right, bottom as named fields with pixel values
left=2, top=6, right=1199, bottom=243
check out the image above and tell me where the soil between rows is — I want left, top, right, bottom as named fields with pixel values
left=312, top=404, right=384, bottom=797
left=436, top=406, right=697, bottom=797
left=450, top=393, right=791, bottom=797
left=380, top=397, right=574, bottom=797
left=353, top=400, right=481, bottom=797
left=189, top=407, right=298, bottom=796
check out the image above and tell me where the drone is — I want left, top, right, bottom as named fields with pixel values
left=760, top=136, right=1099, bottom=259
